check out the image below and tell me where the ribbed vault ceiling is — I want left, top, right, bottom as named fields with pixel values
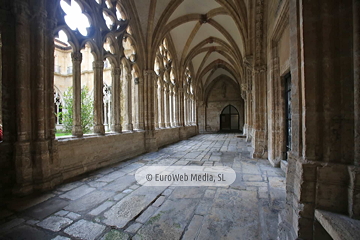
left=132, top=0, right=248, bottom=94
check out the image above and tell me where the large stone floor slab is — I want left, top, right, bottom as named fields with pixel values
left=0, top=134, right=286, bottom=240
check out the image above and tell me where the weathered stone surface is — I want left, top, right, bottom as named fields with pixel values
left=7, top=193, right=55, bottom=212
left=125, top=222, right=143, bottom=234
left=136, top=206, right=158, bottom=224
left=315, top=210, right=360, bottom=240
left=37, top=216, right=73, bottom=232
left=88, top=201, right=115, bottom=216
left=4, top=225, right=54, bottom=239
left=66, top=212, right=81, bottom=220
left=1, top=134, right=286, bottom=239
left=23, top=198, right=69, bottom=220
left=204, top=189, right=216, bottom=198
left=100, top=230, right=129, bottom=240
left=183, top=215, right=204, bottom=239
left=57, top=182, right=83, bottom=192
left=152, top=196, right=166, bottom=207
left=169, top=187, right=206, bottom=199
left=65, top=190, right=114, bottom=213
left=102, top=175, right=136, bottom=192
left=60, top=185, right=95, bottom=200
left=96, top=171, right=126, bottom=182
left=0, top=218, right=25, bottom=234
left=134, top=198, right=199, bottom=239
left=103, top=193, right=159, bottom=228
left=198, top=189, right=260, bottom=240
left=64, top=220, right=105, bottom=240
left=52, top=236, right=71, bottom=240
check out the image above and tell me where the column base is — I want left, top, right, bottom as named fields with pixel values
left=111, top=124, right=122, bottom=133
left=94, top=124, right=105, bottom=135
left=72, top=125, right=83, bottom=137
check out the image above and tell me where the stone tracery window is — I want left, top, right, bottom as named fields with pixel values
left=55, top=0, right=130, bottom=137
left=154, top=38, right=178, bottom=128
left=60, top=0, right=91, bottom=36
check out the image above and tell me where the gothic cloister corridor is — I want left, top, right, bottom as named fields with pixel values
left=0, top=134, right=286, bottom=240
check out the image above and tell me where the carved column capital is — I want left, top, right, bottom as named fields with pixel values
left=13, top=0, right=30, bottom=23
left=71, top=52, right=82, bottom=63
left=112, top=67, right=121, bottom=76
left=93, top=61, right=104, bottom=69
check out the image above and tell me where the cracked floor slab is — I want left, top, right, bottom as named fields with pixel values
left=0, top=134, right=285, bottom=240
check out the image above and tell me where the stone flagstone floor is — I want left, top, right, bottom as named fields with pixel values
left=0, top=134, right=286, bottom=240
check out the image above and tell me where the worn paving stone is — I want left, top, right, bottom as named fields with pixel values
left=60, top=185, right=96, bottom=200
left=243, top=174, right=264, bottom=182
left=169, top=187, right=206, bottom=199
left=66, top=212, right=81, bottom=220
left=23, top=198, right=69, bottom=220
left=65, top=190, right=114, bottom=213
left=182, top=215, right=204, bottom=239
left=87, top=181, right=108, bottom=188
left=0, top=134, right=286, bottom=240
left=88, top=201, right=115, bottom=216
left=136, top=206, right=158, bottom=224
left=7, top=193, right=56, bottom=212
left=100, top=230, right=129, bottom=240
left=26, top=219, right=40, bottom=226
left=37, top=216, right=73, bottom=232
left=123, top=189, right=133, bottom=194
left=96, top=171, right=126, bottom=182
left=52, top=236, right=71, bottom=240
left=152, top=196, right=166, bottom=207
left=55, top=210, right=69, bottom=217
left=195, top=199, right=213, bottom=216
left=113, top=193, right=126, bottom=201
left=64, top=219, right=105, bottom=240
left=103, top=193, right=159, bottom=228
left=125, top=222, right=143, bottom=234
left=0, top=218, right=25, bottom=234
left=102, top=175, right=136, bottom=192
left=198, top=188, right=260, bottom=240
left=134, top=198, right=199, bottom=240
left=161, top=189, right=173, bottom=196
left=4, top=225, right=54, bottom=239
left=204, top=189, right=216, bottom=198
left=57, top=182, right=83, bottom=192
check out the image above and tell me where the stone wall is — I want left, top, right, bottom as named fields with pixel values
left=201, top=77, right=244, bottom=132
left=58, top=131, right=146, bottom=181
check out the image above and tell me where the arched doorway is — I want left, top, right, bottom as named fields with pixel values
left=220, top=105, right=239, bottom=131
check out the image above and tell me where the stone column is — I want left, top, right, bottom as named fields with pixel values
left=159, top=82, right=165, bottom=128
left=169, top=85, right=174, bottom=127
left=252, top=72, right=267, bottom=157
left=93, top=60, right=105, bottom=135
left=178, top=87, right=184, bottom=126
left=350, top=0, right=360, bottom=220
left=136, top=77, right=145, bottom=130
left=165, top=84, right=170, bottom=128
left=71, top=51, right=83, bottom=137
left=184, top=92, right=188, bottom=125
left=251, top=0, right=267, bottom=158
left=279, top=1, right=356, bottom=239
left=111, top=67, right=121, bottom=132
left=13, top=0, right=33, bottom=195
left=144, top=70, right=157, bottom=151
left=32, top=2, right=52, bottom=190
left=126, top=73, right=133, bottom=131
left=174, top=86, right=179, bottom=126
left=354, top=0, right=360, bottom=166
left=154, top=80, right=159, bottom=129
